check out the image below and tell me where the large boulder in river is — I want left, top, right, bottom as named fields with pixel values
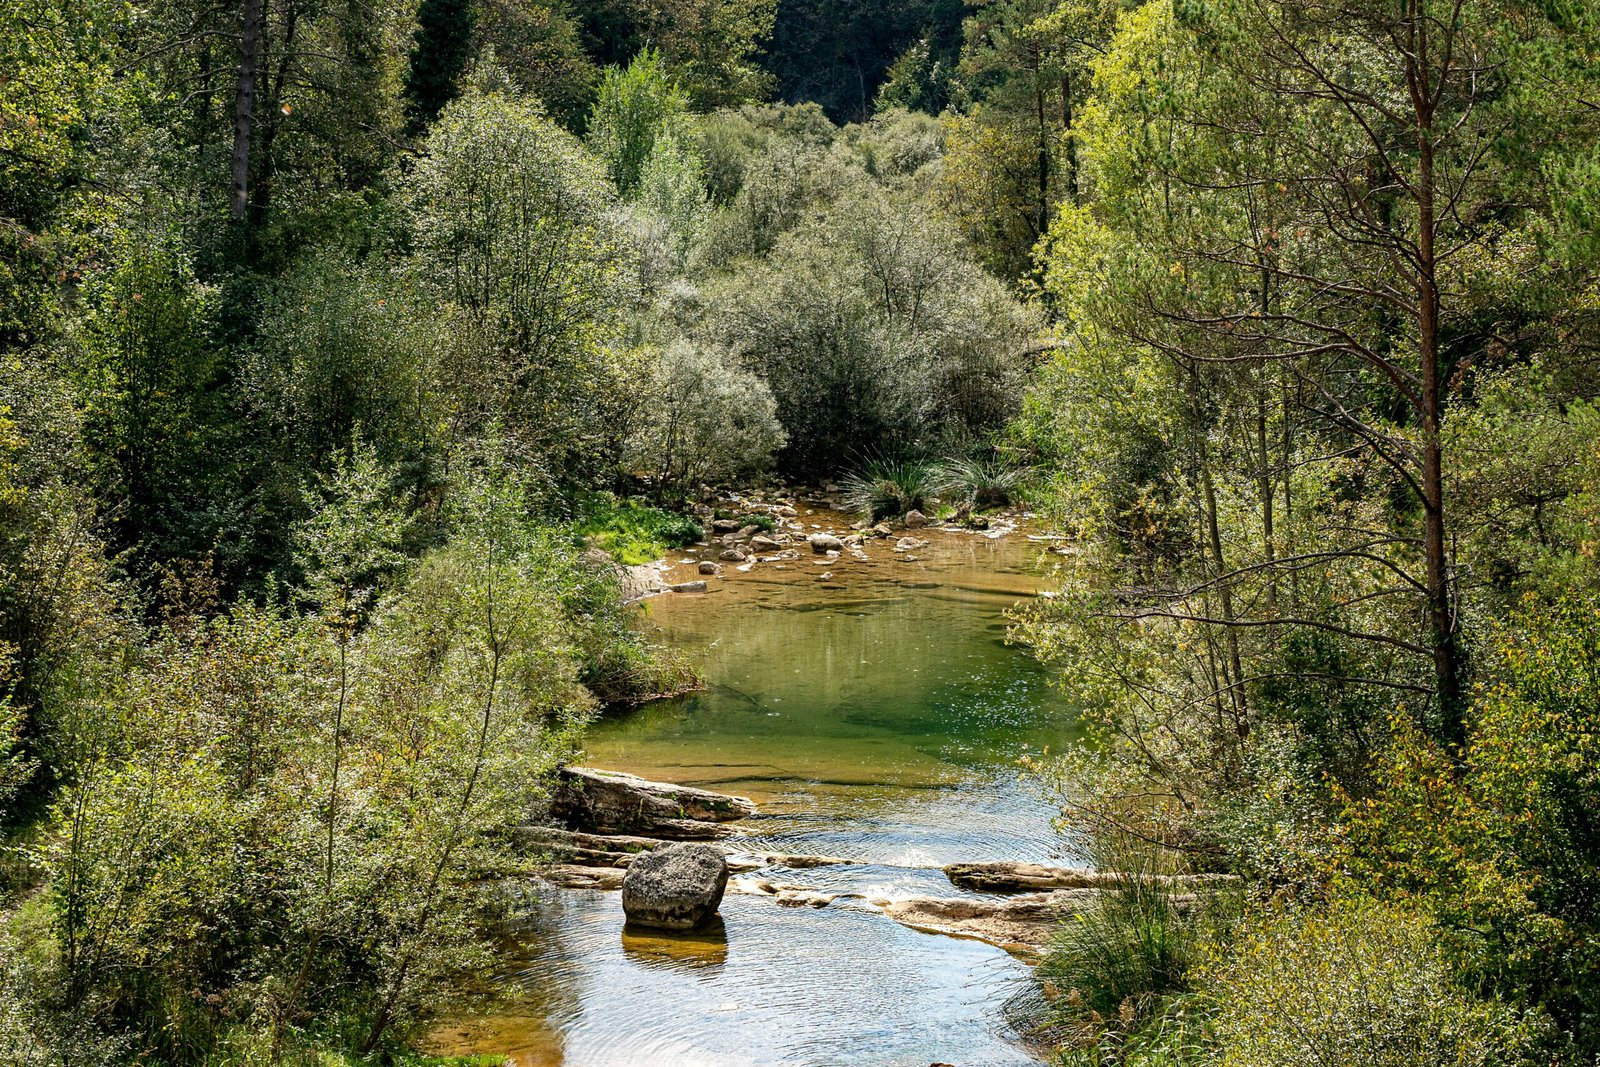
left=553, top=767, right=755, bottom=838
left=622, top=842, right=729, bottom=931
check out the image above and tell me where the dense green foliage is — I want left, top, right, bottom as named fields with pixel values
left=1004, top=0, right=1600, bottom=1059
left=3, top=0, right=1600, bottom=1062
left=0, top=4, right=1043, bottom=1059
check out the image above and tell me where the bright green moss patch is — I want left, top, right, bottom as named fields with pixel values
left=573, top=495, right=704, bottom=565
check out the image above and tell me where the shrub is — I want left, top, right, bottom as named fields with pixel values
left=408, top=87, right=629, bottom=484
left=1203, top=896, right=1543, bottom=1067
left=587, top=48, right=689, bottom=195
left=938, top=453, right=1031, bottom=508
left=623, top=340, right=787, bottom=496
left=1341, top=594, right=1600, bottom=1053
left=839, top=459, right=939, bottom=521
left=731, top=512, right=777, bottom=533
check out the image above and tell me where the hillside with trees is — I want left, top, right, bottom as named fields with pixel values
left=2, top=0, right=1599, bottom=1064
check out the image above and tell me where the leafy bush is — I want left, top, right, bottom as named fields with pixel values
left=839, top=459, right=938, bottom=520
left=623, top=340, right=786, bottom=496
left=587, top=48, right=689, bottom=195
left=730, top=512, right=777, bottom=533
left=408, top=87, right=630, bottom=485
left=701, top=177, right=1036, bottom=475
left=1203, top=897, right=1543, bottom=1067
left=1341, top=594, right=1600, bottom=1054
left=4, top=463, right=660, bottom=1062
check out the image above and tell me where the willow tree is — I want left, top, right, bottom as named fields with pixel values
left=406, top=87, right=632, bottom=483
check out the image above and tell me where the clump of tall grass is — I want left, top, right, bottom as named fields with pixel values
left=839, top=459, right=938, bottom=521
left=938, top=453, right=1031, bottom=509
left=1011, top=843, right=1222, bottom=1064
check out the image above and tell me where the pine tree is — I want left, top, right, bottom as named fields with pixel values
left=405, top=0, right=475, bottom=132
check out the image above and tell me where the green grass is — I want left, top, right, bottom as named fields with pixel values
left=572, top=496, right=703, bottom=565
left=721, top=511, right=777, bottom=533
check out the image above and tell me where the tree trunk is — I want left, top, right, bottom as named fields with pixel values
left=1415, top=126, right=1462, bottom=748
left=230, top=0, right=262, bottom=221
left=1034, top=82, right=1050, bottom=238
left=1061, top=71, right=1077, bottom=204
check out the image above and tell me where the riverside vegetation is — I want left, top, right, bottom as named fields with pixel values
left=2, top=0, right=1599, bottom=1064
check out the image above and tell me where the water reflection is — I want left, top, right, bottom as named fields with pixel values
left=433, top=890, right=1039, bottom=1067
left=621, top=915, right=729, bottom=972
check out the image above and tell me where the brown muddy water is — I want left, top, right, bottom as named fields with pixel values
left=427, top=510, right=1082, bottom=1066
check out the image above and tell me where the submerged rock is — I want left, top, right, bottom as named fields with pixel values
left=622, top=842, right=730, bottom=931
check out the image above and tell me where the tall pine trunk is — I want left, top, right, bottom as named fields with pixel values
left=230, top=0, right=262, bottom=220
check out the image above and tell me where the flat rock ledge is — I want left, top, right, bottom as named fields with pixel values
left=523, top=829, right=836, bottom=887
left=944, top=861, right=1239, bottom=895
left=882, top=884, right=1223, bottom=950
left=552, top=767, right=756, bottom=840
left=879, top=890, right=1114, bottom=950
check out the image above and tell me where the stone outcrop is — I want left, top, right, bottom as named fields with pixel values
left=516, top=826, right=663, bottom=867
left=552, top=767, right=755, bottom=839
left=879, top=889, right=1103, bottom=949
left=545, top=864, right=628, bottom=890
left=621, top=842, right=729, bottom=930
left=943, top=861, right=1239, bottom=895
left=882, top=886, right=1215, bottom=950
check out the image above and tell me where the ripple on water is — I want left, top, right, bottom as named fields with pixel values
left=431, top=889, right=1038, bottom=1067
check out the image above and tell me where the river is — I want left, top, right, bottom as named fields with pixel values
left=427, top=506, right=1081, bottom=1066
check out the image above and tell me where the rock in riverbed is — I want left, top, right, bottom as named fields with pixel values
left=809, top=532, right=844, bottom=553
left=622, top=842, right=729, bottom=931
left=943, top=861, right=1239, bottom=894
left=880, top=889, right=1101, bottom=949
left=552, top=767, right=755, bottom=839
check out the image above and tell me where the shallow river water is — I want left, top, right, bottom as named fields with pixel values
left=428, top=511, right=1082, bottom=1066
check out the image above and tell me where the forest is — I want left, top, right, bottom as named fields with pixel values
left=2, top=0, right=1599, bottom=1063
